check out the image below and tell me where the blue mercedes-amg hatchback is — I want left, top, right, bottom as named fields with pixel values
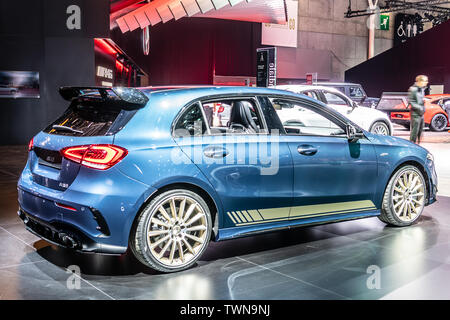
left=18, top=86, right=438, bottom=272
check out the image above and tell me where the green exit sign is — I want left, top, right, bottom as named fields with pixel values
left=380, top=14, right=389, bottom=30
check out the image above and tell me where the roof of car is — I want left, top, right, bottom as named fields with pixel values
left=315, top=82, right=360, bottom=86
left=139, top=85, right=312, bottom=101
left=132, top=86, right=326, bottom=121
left=426, top=94, right=450, bottom=99
left=275, top=84, right=345, bottom=95
left=114, top=85, right=357, bottom=138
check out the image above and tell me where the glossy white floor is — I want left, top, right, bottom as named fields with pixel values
left=393, top=124, right=450, bottom=196
left=0, top=128, right=449, bottom=300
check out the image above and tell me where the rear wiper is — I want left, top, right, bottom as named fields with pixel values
left=52, top=125, right=84, bottom=134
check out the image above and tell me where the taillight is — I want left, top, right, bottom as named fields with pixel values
left=28, top=138, right=34, bottom=151
left=60, top=144, right=127, bottom=170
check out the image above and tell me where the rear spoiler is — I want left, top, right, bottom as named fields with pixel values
left=59, top=86, right=149, bottom=109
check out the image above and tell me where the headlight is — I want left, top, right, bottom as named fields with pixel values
left=427, top=153, right=434, bottom=162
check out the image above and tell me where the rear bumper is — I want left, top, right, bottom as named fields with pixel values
left=17, top=160, right=156, bottom=254
left=18, top=207, right=123, bottom=254
left=391, top=118, right=410, bottom=127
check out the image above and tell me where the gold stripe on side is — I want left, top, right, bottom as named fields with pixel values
left=236, top=211, right=248, bottom=223
left=236, top=217, right=290, bottom=226
left=235, top=207, right=376, bottom=227
left=236, top=217, right=289, bottom=226
left=290, top=200, right=376, bottom=218
left=231, top=200, right=377, bottom=227
left=241, top=210, right=253, bottom=222
left=247, top=210, right=263, bottom=221
left=258, top=207, right=290, bottom=220
left=290, top=207, right=376, bottom=221
left=231, top=211, right=242, bottom=224
left=227, top=212, right=237, bottom=224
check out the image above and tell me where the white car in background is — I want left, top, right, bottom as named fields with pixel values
left=275, top=85, right=394, bottom=135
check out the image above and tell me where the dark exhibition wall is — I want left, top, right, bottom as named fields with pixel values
left=0, top=0, right=109, bottom=145
left=346, top=19, right=450, bottom=97
left=111, top=18, right=261, bottom=85
left=0, top=0, right=262, bottom=145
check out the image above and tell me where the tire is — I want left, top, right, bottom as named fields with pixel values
left=370, top=121, right=390, bottom=135
left=402, top=124, right=410, bottom=130
left=130, top=189, right=212, bottom=273
left=378, top=165, right=427, bottom=227
left=430, top=113, right=448, bottom=131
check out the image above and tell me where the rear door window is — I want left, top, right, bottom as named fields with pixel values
left=173, top=103, right=208, bottom=137
left=201, top=98, right=265, bottom=135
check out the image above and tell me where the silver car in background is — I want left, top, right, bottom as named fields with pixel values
left=275, top=85, right=394, bottom=136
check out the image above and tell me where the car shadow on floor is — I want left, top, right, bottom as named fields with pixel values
left=30, top=215, right=434, bottom=277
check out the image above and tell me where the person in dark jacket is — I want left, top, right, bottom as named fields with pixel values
left=408, top=75, right=428, bottom=144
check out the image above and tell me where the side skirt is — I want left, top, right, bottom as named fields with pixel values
left=215, top=210, right=380, bottom=241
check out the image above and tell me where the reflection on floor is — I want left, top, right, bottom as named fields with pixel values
left=1, top=146, right=450, bottom=299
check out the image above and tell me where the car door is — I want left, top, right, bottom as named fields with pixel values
left=173, top=96, right=293, bottom=229
left=267, top=96, right=379, bottom=221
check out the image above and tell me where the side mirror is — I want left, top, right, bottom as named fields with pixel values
left=346, top=124, right=364, bottom=142
left=347, top=102, right=358, bottom=114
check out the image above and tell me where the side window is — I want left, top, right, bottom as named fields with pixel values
left=376, top=98, right=406, bottom=110
left=335, top=87, right=346, bottom=94
left=323, top=92, right=349, bottom=106
left=270, top=98, right=346, bottom=137
left=349, top=86, right=364, bottom=98
left=174, top=103, right=208, bottom=137
left=301, top=90, right=321, bottom=101
left=201, top=99, right=265, bottom=134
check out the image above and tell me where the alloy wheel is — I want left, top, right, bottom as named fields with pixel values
left=371, top=122, right=389, bottom=135
left=431, top=114, right=447, bottom=131
left=146, top=195, right=209, bottom=268
left=391, top=169, right=425, bottom=222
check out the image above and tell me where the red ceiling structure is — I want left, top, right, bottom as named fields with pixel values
left=112, top=0, right=287, bottom=33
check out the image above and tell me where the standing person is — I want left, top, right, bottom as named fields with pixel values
left=408, top=75, right=428, bottom=144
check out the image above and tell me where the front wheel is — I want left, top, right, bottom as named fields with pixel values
left=130, top=189, right=212, bottom=272
left=430, top=113, right=448, bottom=131
left=378, top=165, right=427, bottom=226
left=370, top=121, right=390, bottom=135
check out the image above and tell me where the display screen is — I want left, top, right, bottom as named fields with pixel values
left=0, top=71, right=40, bottom=98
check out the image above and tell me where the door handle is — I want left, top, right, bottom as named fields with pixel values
left=297, top=145, right=317, bottom=156
left=203, top=146, right=229, bottom=158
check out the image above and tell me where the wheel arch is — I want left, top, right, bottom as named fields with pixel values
left=128, top=181, right=222, bottom=245
left=382, top=160, right=431, bottom=205
left=369, top=118, right=392, bottom=135
left=428, top=112, right=448, bottom=130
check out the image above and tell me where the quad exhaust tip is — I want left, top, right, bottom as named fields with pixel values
left=59, top=233, right=80, bottom=249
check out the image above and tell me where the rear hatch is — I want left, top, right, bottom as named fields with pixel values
left=29, top=87, right=148, bottom=191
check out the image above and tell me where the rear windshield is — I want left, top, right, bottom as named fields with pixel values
left=44, top=102, right=136, bottom=136
left=376, top=98, right=406, bottom=110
